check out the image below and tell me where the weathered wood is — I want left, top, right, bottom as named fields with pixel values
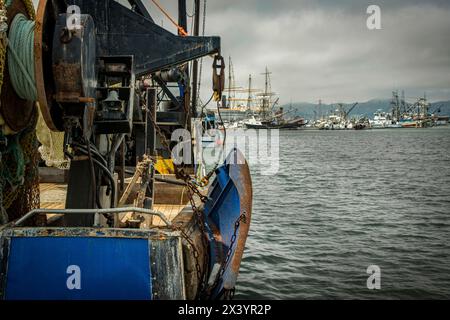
left=39, top=167, right=68, bottom=183
left=150, top=237, right=186, bottom=300
left=0, top=237, right=10, bottom=300
left=40, top=183, right=66, bottom=209
left=172, top=204, right=206, bottom=300
left=154, top=177, right=190, bottom=205
left=150, top=205, right=185, bottom=227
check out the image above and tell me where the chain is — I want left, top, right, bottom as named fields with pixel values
left=205, top=213, right=246, bottom=300
left=147, top=105, right=214, bottom=197
left=188, top=188, right=210, bottom=297
left=219, top=213, right=246, bottom=278
left=172, top=223, right=204, bottom=295
left=223, top=288, right=235, bottom=300
left=147, top=106, right=210, bottom=298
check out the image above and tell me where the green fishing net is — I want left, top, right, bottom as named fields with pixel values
left=0, top=111, right=40, bottom=224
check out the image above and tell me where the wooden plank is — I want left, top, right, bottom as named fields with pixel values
left=150, top=237, right=186, bottom=300
left=151, top=205, right=186, bottom=227
left=0, top=237, right=10, bottom=300
left=153, top=175, right=190, bottom=205
left=40, top=183, right=67, bottom=210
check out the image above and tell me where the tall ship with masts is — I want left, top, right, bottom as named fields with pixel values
left=244, top=67, right=306, bottom=129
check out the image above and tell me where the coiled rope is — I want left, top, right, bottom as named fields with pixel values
left=7, top=13, right=37, bottom=101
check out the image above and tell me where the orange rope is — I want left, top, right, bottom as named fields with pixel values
left=150, top=0, right=188, bottom=37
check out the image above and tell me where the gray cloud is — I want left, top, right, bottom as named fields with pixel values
left=200, top=1, right=450, bottom=103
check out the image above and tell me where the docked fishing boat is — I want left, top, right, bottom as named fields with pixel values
left=370, top=110, right=402, bottom=129
left=391, top=92, right=434, bottom=128
left=432, top=115, right=450, bottom=126
left=370, top=110, right=391, bottom=129
left=244, top=113, right=306, bottom=130
left=315, top=103, right=359, bottom=130
left=0, top=0, right=252, bottom=300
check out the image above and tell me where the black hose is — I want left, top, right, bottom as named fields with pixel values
left=217, top=102, right=227, bottom=147
left=73, top=146, right=116, bottom=209
left=199, top=93, right=215, bottom=117
left=72, top=143, right=107, bottom=167
left=86, top=139, right=97, bottom=208
left=91, top=157, right=116, bottom=209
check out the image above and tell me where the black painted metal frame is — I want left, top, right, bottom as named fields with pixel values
left=72, top=0, right=220, bottom=76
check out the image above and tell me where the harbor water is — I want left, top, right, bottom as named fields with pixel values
left=235, top=127, right=450, bottom=299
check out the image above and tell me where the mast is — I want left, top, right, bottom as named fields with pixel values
left=189, top=0, right=200, bottom=118
left=227, top=56, right=232, bottom=108
left=318, top=99, right=322, bottom=119
left=401, top=90, right=406, bottom=115
left=247, top=74, right=252, bottom=110
left=261, top=66, right=272, bottom=119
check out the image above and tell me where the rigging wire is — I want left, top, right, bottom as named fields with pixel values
left=150, top=0, right=188, bottom=36
left=196, top=0, right=207, bottom=103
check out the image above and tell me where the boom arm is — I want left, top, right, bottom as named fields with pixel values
left=73, top=0, right=220, bottom=75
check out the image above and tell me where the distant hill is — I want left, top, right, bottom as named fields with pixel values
left=282, top=99, right=450, bottom=120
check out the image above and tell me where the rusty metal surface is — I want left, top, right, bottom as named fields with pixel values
left=0, top=227, right=181, bottom=240
left=34, top=0, right=66, bottom=131
left=224, top=149, right=253, bottom=289
left=14, top=207, right=173, bottom=227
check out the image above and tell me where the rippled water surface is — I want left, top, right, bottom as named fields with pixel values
left=235, top=127, right=450, bottom=299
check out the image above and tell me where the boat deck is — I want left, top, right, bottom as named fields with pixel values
left=39, top=183, right=187, bottom=225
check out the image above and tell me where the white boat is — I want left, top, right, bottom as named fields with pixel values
left=370, top=110, right=391, bottom=128
left=243, top=116, right=263, bottom=128
left=369, top=110, right=402, bottom=129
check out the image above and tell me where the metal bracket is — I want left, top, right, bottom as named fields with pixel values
left=153, top=77, right=183, bottom=111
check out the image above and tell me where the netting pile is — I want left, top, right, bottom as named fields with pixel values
left=36, top=106, right=69, bottom=170
left=0, top=112, right=40, bottom=223
left=0, top=0, right=40, bottom=224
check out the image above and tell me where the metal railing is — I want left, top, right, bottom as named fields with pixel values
left=13, top=207, right=172, bottom=227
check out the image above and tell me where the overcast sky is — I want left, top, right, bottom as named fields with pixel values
left=142, top=0, right=450, bottom=104
left=34, top=0, right=450, bottom=104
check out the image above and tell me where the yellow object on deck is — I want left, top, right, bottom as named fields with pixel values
left=154, top=157, right=175, bottom=175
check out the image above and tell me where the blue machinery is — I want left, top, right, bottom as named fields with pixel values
left=0, top=0, right=252, bottom=300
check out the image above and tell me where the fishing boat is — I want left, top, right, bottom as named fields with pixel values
left=370, top=110, right=402, bottom=129
left=370, top=110, right=391, bottom=129
left=244, top=112, right=306, bottom=130
left=0, top=0, right=252, bottom=300
left=391, top=91, right=434, bottom=128
left=315, top=103, right=359, bottom=130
